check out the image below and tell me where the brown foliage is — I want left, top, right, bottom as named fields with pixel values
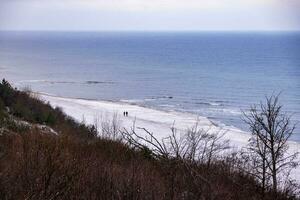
left=0, top=131, right=295, bottom=200
left=0, top=80, right=298, bottom=199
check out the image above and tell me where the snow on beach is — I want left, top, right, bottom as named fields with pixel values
left=40, top=93, right=250, bottom=146
left=39, top=93, right=300, bottom=182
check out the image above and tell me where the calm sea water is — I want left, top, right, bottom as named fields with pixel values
left=0, top=31, right=300, bottom=140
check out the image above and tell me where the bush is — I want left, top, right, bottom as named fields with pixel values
left=0, top=80, right=297, bottom=199
left=0, top=99, right=4, bottom=119
left=0, top=80, right=97, bottom=140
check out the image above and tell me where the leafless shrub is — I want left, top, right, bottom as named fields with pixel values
left=20, top=85, right=32, bottom=94
left=21, top=86, right=41, bottom=101
left=167, top=125, right=187, bottom=159
left=121, top=125, right=170, bottom=159
left=121, top=121, right=230, bottom=167
left=183, top=123, right=230, bottom=167
left=243, top=94, right=299, bottom=193
left=94, top=112, right=122, bottom=140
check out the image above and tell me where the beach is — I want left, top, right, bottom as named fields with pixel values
left=40, top=93, right=249, bottom=145
left=40, top=93, right=300, bottom=182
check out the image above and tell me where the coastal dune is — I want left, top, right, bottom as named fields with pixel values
left=40, top=93, right=300, bottom=182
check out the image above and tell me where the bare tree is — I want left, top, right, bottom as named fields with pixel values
left=240, top=141, right=270, bottom=194
left=243, top=95, right=299, bottom=192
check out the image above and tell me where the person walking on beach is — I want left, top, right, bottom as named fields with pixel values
left=126, top=111, right=128, bottom=117
left=123, top=111, right=126, bottom=117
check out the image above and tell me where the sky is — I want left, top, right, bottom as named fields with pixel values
left=0, top=0, right=300, bottom=31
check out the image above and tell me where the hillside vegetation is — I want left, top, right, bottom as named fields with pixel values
left=0, top=79, right=298, bottom=200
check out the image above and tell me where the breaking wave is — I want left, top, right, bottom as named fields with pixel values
left=18, top=80, right=115, bottom=85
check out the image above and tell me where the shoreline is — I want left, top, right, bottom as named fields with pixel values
left=37, top=92, right=300, bottom=182
left=38, top=92, right=250, bottom=144
left=38, top=92, right=300, bottom=145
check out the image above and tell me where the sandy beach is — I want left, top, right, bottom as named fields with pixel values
left=40, top=93, right=250, bottom=145
left=39, top=93, right=300, bottom=182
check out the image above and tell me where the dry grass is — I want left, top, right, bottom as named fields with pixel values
left=0, top=79, right=298, bottom=200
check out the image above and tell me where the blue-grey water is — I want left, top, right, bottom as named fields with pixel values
left=0, top=31, right=299, bottom=140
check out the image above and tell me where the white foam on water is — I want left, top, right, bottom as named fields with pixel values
left=120, top=99, right=145, bottom=104
left=18, top=80, right=114, bottom=85
left=0, top=66, right=9, bottom=72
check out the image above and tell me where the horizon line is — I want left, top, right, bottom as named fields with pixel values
left=1, top=29, right=300, bottom=33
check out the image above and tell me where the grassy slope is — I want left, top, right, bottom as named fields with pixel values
left=0, top=79, right=296, bottom=200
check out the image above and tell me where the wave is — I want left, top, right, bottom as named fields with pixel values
left=19, top=80, right=76, bottom=84
left=0, top=66, right=9, bottom=72
left=120, top=96, right=174, bottom=104
left=208, top=107, right=242, bottom=115
left=159, top=104, right=176, bottom=108
left=85, top=81, right=114, bottom=84
left=18, top=80, right=115, bottom=85
left=191, top=98, right=234, bottom=106
left=194, top=101, right=222, bottom=106
left=144, top=96, right=173, bottom=101
left=120, top=99, right=144, bottom=104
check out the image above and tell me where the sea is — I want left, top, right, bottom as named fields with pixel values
left=0, top=31, right=299, bottom=140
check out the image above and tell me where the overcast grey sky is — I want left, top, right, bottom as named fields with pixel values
left=0, top=0, right=300, bottom=31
